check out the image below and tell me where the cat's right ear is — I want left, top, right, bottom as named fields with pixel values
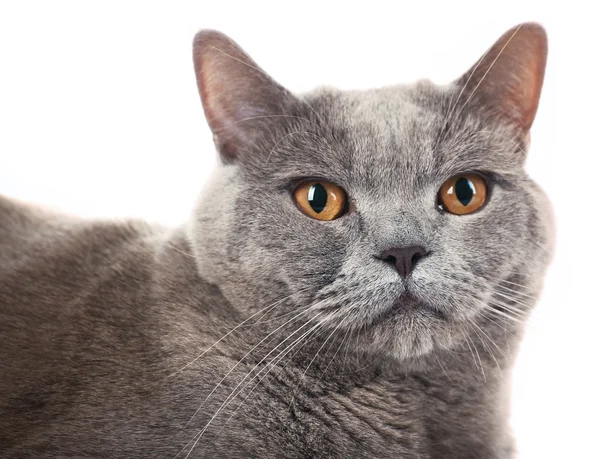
left=193, top=30, right=298, bottom=162
left=453, top=23, right=547, bottom=142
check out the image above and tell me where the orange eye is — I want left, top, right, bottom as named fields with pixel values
left=293, top=181, right=348, bottom=221
left=438, top=174, right=488, bottom=215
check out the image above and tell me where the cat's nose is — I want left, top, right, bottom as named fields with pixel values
left=377, top=246, right=428, bottom=278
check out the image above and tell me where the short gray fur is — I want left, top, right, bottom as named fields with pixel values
left=0, top=24, right=553, bottom=458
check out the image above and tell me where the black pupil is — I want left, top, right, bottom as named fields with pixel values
left=455, top=177, right=474, bottom=206
left=308, top=184, right=328, bottom=213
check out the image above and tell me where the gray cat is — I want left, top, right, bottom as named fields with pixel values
left=0, top=22, right=553, bottom=458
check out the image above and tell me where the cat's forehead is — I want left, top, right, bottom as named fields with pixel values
left=292, top=83, right=522, bottom=192
left=321, top=84, right=441, bottom=136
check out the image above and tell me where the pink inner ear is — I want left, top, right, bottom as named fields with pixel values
left=233, top=105, right=268, bottom=124
left=520, top=46, right=546, bottom=131
left=200, top=66, right=263, bottom=124
left=193, top=29, right=296, bottom=161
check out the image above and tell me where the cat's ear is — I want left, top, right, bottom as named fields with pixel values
left=454, top=23, right=547, bottom=137
left=193, top=30, right=298, bottom=162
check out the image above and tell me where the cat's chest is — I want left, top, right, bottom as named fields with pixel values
left=166, top=356, right=508, bottom=459
left=171, top=367, right=428, bottom=458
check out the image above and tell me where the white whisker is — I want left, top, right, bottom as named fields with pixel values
left=496, top=284, right=538, bottom=300
left=482, top=303, right=528, bottom=326
left=493, top=291, right=530, bottom=309
left=182, top=316, right=326, bottom=458
left=320, top=324, right=352, bottom=380
left=498, top=278, right=538, bottom=291
left=466, top=331, right=486, bottom=382
left=469, top=320, right=504, bottom=377
left=477, top=130, right=527, bottom=155
left=215, top=114, right=320, bottom=131
left=165, top=287, right=312, bottom=379
left=433, top=35, right=500, bottom=151
left=434, top=354, right=454, bottom=383
left=181, top=298, right=329, bottom=431
left=288, top=317, right=347, bottom=408
left=215, top=319, right=329, bottom=438
left=265, top=131, right=311, bottom=164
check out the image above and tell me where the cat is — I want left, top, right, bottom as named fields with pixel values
left=0, top=22, right=553, bottom=458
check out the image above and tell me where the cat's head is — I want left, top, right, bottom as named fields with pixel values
left=189, top=24, right=554, bottom=362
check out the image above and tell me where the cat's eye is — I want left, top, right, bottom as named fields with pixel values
left=293, top=180, right=348, bottom=221
left=438, top=173, right=488, bottom=215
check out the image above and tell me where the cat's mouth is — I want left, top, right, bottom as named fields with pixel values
left=372, top=293, right=446, bottom=325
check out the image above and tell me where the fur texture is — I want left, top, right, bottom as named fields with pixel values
left=1, top=24, right=553, bottom=458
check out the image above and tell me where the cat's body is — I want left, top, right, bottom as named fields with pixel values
left=1, top=24, right=552, bottom=458
left=0, top=197, right=514, bottom=458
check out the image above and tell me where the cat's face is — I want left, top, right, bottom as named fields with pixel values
left=189, top=24, right=554, bottom=362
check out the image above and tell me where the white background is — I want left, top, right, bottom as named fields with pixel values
left=1, top=2, right=597, bottom=457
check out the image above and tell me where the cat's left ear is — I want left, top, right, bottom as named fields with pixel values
left=193, top=30, right=298, bottom=162
left=454, top=23, right=547, bottom=140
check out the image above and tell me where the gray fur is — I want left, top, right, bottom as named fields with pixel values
left=1, top=25, right=553, bottom=458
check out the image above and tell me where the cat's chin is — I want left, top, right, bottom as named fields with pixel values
left=357, top=294, right=458, bottom=362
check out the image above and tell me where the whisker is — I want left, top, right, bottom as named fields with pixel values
left=181, top=298, right=328, bottom=430
left=478, top=310, right=512, bottom=335
left=481, top=303, right=528, bottom=326
left=486, top=300, right=526, bottom=318
left=463, top=333, right=481, bottom=377
left=469, top=320, right=504, bottom=377
left=215, top=319, right=329, bottom=438
left=182, top=316, right=326, bottom=458
left=473, top=271, right=540, bottom=294
left=478, top=299, right=530, bottom=326
left=166, top=243, right=196, bottom=259
left=433, top=35, right=499, bottom=151
left=265, top=130, right=311, bottom=164
left=498, top=278, right=541, bottom=293
left=214, top=114, right=321, bottom=131
left=466, top=331, right=486, bottom=382
left=493, top=291, right=531, bottom=309
left=496, top=284, right=538, bottom=301
left=476, top=130, right=527, bottom=155
left=165, top=287, right=312, bottom=379
left=472, top=319, right=507, bottom=359
left=340, top=326, right=356, bottom=375
left=487, top=300, right=530, bottom=319
left=278, top=324, right=330, bottom=366
left=462, top=299, right=517, bottom=338
left=476, top=293, right=529, bottom=317
left=434, top=354, right=454, bottom=383
left=174, top=316, right=323, bottom=459
left=288, top=317, right=347, bottom=408
left=245, top=295, right=326, bottom=329
left=319, top=324, right=352, bottom=380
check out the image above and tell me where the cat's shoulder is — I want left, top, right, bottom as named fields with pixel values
left=0, top=194, right=159, bottom=270
left=0, top=193, right=52, bottom=232
left=0, top=195, right=66, bottom=256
